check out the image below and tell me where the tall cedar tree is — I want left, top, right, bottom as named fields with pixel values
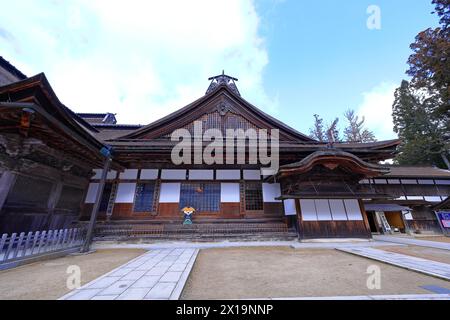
left=394, top=0, right=450, bottom=168
left=392, top=80, right=449, bottom=168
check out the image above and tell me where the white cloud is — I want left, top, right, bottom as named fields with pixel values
left=0, top=0, right=274, bottom=124
left=356, top=82, right=399, bottom=141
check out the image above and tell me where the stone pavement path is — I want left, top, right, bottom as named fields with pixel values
left=373, top=235, right=450, bottom=251
left=338, top=247, right=450, bottom=281
left=60, top=248, right=198, bottom=300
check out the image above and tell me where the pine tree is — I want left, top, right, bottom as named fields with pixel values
left=343, top=109, right=376, bottom=142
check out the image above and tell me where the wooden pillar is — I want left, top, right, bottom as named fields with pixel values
left=358, top=199, right=372, bottom=239
left=0, top=171, right=17, bottom=211
left=81, top=157, right=112, bottom=253
left=295, top=199, right=303, bottom=240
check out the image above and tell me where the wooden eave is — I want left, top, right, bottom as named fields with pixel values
left=0, top=102, right=124, bottom=170
left=0, top=73, right=99, bottom=134
left=276, top=193, right=393, bottom=200
left=276, top=150, right=390, bottom=179
left=0, top=74, right=124, bottom=170
left=430, top=197, right=450, bottom=210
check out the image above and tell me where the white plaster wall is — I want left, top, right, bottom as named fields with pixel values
left=344, top=199, right=363, bottom=220
left=161, top=169, right=186, bottom=180
left=119, top=169, right=138, bottom=180
left=107, top=170, right=117, bottom=180
left=401, top=179, right=417, bottom=184
left=115, top=183, right=136, bottom=203
left=418, top=179, right=435, bottom=185
left=283, top=199, right=296, bottom=216
left=216, top=170, right=240, bottom=180
left=315, top=199, right=332, bottom=221
left=243, top=170, right=261, bottom=180
left=262, top=183, right=281, bottom=202
left=329, top=199, right=347, bottom=221
left=140, top=169, right=158, bottom=180
left=189, top=170, right=213, bottom=180
left=91, top=169, right=102, bottom=180
left=300, top=200, right=317, bottom=221
left=159, top=183, right=181, bottom=203
left=424, top=196, right=442, bottom=202
left=220, top=183, right=240, bottom=203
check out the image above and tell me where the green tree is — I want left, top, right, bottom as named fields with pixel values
left=392, top=80, right=449, bottom=168
left=393, top=0, right=450, bottom=168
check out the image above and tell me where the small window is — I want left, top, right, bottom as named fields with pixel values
left=179, top=183, right=220, bottom=212
left=134, top=182, right=156, bottom=212
left=245, top=182, right=263, bottom=211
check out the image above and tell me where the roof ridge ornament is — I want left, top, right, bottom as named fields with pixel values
left=326, top=119, right=339, bottom=148
left=206, top=70, right=240, bottom=96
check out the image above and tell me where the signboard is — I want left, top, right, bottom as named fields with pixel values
left=437, top=211, right=450, bottom=229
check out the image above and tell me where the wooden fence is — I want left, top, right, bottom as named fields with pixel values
left=0, top=227, right=86, bottom=267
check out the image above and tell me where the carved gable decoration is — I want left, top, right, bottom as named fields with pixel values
left=155, top=110, right=264, bottom=138
left=120, top=86, right=314, bottom=142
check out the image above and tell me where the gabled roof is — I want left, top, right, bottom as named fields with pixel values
left=115, top=84, right=316, bottom=142
left=0, top=73, right=123, bottom=169
left=0, top=73, right=99, bottom=133
left=0, top=56, right=27, bottom=80
left=77, top=112, right=117, bottom=125
left=386, top=165, right=450, bottom=178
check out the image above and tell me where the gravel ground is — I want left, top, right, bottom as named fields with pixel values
left=0, top=249, right=146, bottom=300
left=379, top=245, right=450, bottom=264
left=181, top=247, right=450, bottom=299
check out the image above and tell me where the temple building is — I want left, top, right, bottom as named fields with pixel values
left=0, top=61, right=449, bottom=240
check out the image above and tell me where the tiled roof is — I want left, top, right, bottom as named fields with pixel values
left=0, top=56, right=27, bottom=80
left=386, top=166, right=450, bottom=178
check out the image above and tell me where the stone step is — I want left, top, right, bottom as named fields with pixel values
left=92, top=221, right=296, bottom=241
left=95, top=232, right=298, bottom=242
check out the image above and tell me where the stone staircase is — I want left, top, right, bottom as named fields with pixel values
left=90, top=218, right=298, bottom=242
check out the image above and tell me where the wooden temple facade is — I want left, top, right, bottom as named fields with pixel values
left=0, top=63, right=449, bottom=240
